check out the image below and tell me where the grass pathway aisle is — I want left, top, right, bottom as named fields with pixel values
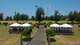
left=27, top=26, right=48, bottom=45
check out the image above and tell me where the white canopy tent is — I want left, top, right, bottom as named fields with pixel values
left=60, top=24, right=72, bottom=28
left=50, top=24, right=73, bottom=33
left=20, top=23, right=31, bottom=28
left=50, top=24, right=60, bottom=30
left=9, top=23, right=31, bottom=33
left=9, top=23, right=21, bottom=32
left=50, top=24, right=60, bottom=27
left=60, top=24, right=72, bottom=32
left=10, top=23, right=21, bottom=27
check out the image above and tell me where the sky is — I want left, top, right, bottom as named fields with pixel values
left=0, top=0, right=80, bottom=18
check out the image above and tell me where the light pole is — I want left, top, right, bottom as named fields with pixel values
left=47, top=5, right=48, bottom=16
left=47, top=4, right=51, bottom=16
left=47, top=0, right=52, bottom=16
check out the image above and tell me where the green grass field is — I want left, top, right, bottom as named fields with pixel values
left=0, top=21, right=80, bottom=45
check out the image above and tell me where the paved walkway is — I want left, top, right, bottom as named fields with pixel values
left=27, top=26, right=48, bottom=45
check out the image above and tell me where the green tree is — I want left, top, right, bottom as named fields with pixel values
left=3, top=22, right=8, bottom=29
left=5, top=16, right=12, bottom=21
left=13, top=12, right=20, bottom=21
left=13, top=12, right=29, bottom=21
left=22, top=28, right=32, bottom=38
left=45, top=16, right=50, bottom=20
left=31, top=16, right=35, bottom=20
left=50, top=15, right=54, bottom=20
left=46, top=29, right=56, bottom=45
left=68, top=11, right=77, bottom=24
left=54, top=10, right=61, bottom=23
left=21, top=14, right=29, bottom=20
left=36, top=7, right=45, bottom=23
left=60, top=15, right=67, bottom=20
left=75, top=11, right=80, bottom=24
left=9, top=16, right=12, bottom=20
left=0, top=13, right=3, bottom=20
left=47, top=22, right=53, bottom=26
left=46, top=29, right=56, bottom=37
left=3, top=22, right=8, bottom=26
left=5, top=16, right=9, bottom=20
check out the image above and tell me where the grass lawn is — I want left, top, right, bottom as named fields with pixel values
left=0, top=20, right=71, bottom=24
left=0, top=24, right=37, bottom=45
left=0, top=20, right=37, bottom=24
left=0, top=25, right=20, bottom=45
left=0, top=21, right=80, bottom=45
left=50, top=24, right=80, bottom=45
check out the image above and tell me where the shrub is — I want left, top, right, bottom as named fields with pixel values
left=36, top=25, right=39, bottom=28
left=29, top=22, right=32, bottom=24
left=47, top=22, right=53, bottom=26
left=0, top=22, right=2, bottom=25
left=22, top=28, right=29, bottom=36
left=35, top=23, right=40, bottom=28
left=44, top=24, right=47, bottom=28
left=21, top=22, right=25, bottom=24
left=42, top=22, right=46, bottom=25
left=67, top=22, right=72, bottom=24
left=22, top=28, right=32, bottom=38
left=32, top=24, right=34, bottom=27
left=36, top=23, right=40, bottom=26
left=3, top=22, right=8, bottom=26
left=46, top=29, right=56, bottom=37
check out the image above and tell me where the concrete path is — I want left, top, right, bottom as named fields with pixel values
left=27, top=26, right=48, bottom=45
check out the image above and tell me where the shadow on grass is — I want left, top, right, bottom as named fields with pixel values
left=22, top=37, right=33, bottom=42
left=48, top=38, right=56, bottom=45
left=55, top=32, right=74, bottom=36
left=50, top=38, right=56, bottom=42
left=62, top=32, right=74, bottom=36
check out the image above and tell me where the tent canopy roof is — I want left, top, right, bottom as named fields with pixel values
left=10, top=23, right=21, bottom=27
left=60, top=24, right=72, bottom=28
left=50, top=24, right=60, bottom=27
left=50, top=24, right=72, bottom=28
left=21, top=23, right=31, bottom=27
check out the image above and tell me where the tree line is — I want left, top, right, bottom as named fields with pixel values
left=0, top=7, right=80, bottom=23
left=68, top=11, right=80, bottom=22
